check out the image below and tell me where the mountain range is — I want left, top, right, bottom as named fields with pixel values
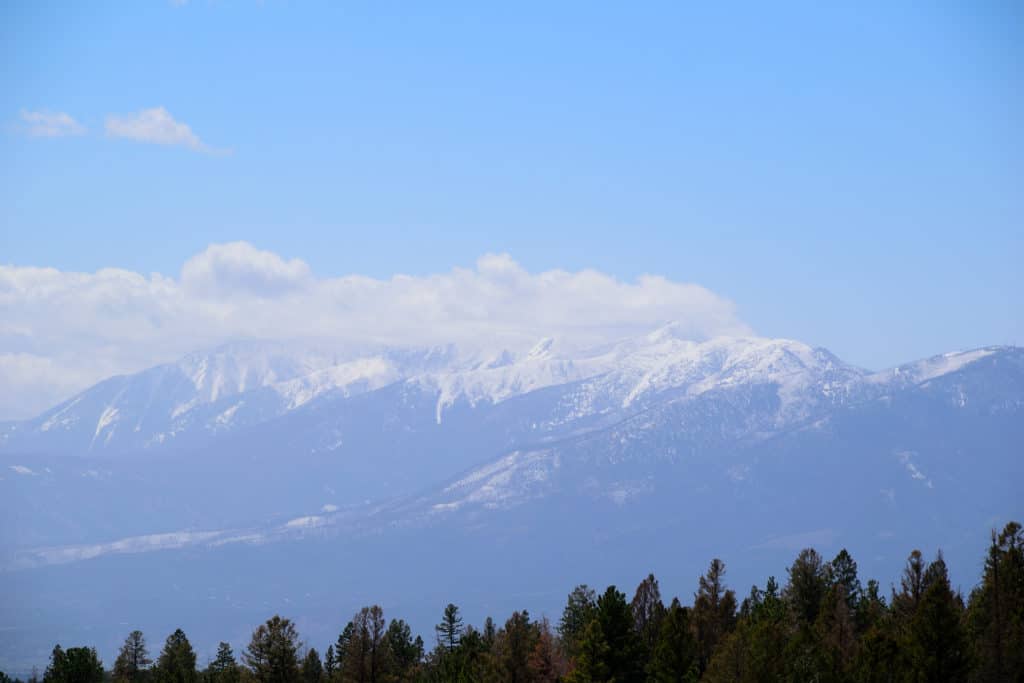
left=1, top=326, right=1021, bottom=671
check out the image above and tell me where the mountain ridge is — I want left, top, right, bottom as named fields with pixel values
left=4, top=328, right=1010, bottom=459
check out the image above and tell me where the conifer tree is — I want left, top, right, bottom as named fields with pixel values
left=893, top=549, right=928, bottom=622
left=594, top=585, right=643, bottom=682
left=630, top=574, right=666, bottom=659
left=692, top=559, right=737, bottom=675
left=300, top=649, right=321, bottom=683
left=334, top=622, right=355, bottom=672
left=968, top=521, right=1024, bottom=681
left=338, top=606, right=387, bottom=683
left=435, top=604, right=463, bottom=653
left=482, top=616, right=497, bottom=650
left=154, top=629, right=196, bottom=683
left=384, top=619, right=422, bottom=679
left=243, top=615, right=301, bottom=683
left=558, top=585, right=596, bottom=662
left=647, top=598, right=698, bottom=682
left=113, top=631, right=151, bottom=683
left=828, top=548, right=863, bottom=612
left=492, top=610, right=539, bottom=683
left=43, top=645, right=104, bottom=683
left=207, top=643, right=239, bottom=683
left=785, top=548, right=827, bottom=628
left=322, top=646, right=336, bottom=681
left=906, top=553, right=970, bottom=681
left=815, top=583, right=857, bottom=679
left=563, top=620, right=610, bottom=683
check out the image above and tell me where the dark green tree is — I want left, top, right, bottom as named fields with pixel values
left=43, top=645, right=104, bottom=683
left=113, top=631, right=151, bottom=683
left=299, top=649, right=321, bottom=683
left=482, top=617, right=497, bottom=650
left=593, top=585, right=643, bottom=682
left=384, top=619, right=422, bottom=679
left=785, top=548, right=828, bottom=628
left=243, top=615, right=301, bottom=683
left=563, top=619, right=610, bottom=683
left=968, top=521, right=1024, bottom=682
left=630, top=573, right=666, bottom=659
left=905, top=553, right=970, bottom=682
left=206, top=643, right=239, bottom=683
left=434, top=604, right=463, bottom=653
left=558, top=585, right=596, bottom=663
left=692, top=559, right=737, bottom=675
left=322, top=646, right=336, bottom=681
left=647, top=598, right=698, bottom=682
left=893, top=549, right=928, bottom=622
left=154, top=629, right=196, bottom=683
left=334, top=622, right=355, bottom=671
left=828, top=548, right=863, bottom=612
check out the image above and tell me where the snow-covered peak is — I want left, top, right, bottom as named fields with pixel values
left=273, top=356, right=400, bottom=409
left=867, top=347, right=1002, bottom=386
left=176, top=341, right=337, bottom=403
left=527, top=337, right=556, bottom=360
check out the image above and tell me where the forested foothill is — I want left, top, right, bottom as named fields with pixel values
left=6, top=522, right=1022, bottom=683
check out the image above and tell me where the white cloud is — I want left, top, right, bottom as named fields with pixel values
left=19, top=110, right=86, bottom=137
left=0, top=244, right=751, bottom=419
left=181, top=242, right=312, bottom=295
left=105, top=107, right=219, bottom=152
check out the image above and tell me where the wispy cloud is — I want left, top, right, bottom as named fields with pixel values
left=19, top=109, right=86, bottom=137
left=105, top=106, right=223, bottom=153
left=0, top=243, right=751, bottom=419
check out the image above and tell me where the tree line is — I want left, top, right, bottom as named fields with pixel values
left=5, top=521, right=1022, bottom=682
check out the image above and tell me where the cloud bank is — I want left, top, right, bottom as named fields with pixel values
left=0, top=243, right=751, bottom=419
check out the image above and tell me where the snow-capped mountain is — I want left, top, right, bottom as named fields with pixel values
left=1, top=326, right=872, bottom=456
left=1, top=331, right=1021, bottom=671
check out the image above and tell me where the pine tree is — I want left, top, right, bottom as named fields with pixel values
left=558, top=585, right=596, bottom=662
left=815, top=583, right=857, bottom=679
left=594, top=585, right=643, bottom=682
left=785, top=548, right=827, bottom=628
left=338, top=606, right=387, bottom=683
left=207, top=643, right=239, bottom=683
left=968, top=521, right=1024, bottom=681
left=154, top=629, right=197, bottom=683
left=113, top=631, right=151, bottom=683
left=630, top=573, right=666, bottom=659
left=334, top=622, right=355, bottom=672
left=828, top=548, right=863, bottom=613
left=384, top=619, right=422, bottom=679
left=435, top=604, right=463, bottom=653
left=563, top=619, right=610, bottom=683
left=492, top=610, right=539, bottom=683
left=906, top=553, right=970, bottom=681
left=243, top=615, right=301, bottom=683
left=647, top=598, right=698, bottom=682
left=43, top=645, right=104, bottom=683
left=300, top=649, right=321, bottom=683
left=482, top=616, right=497, bottom=650
left=322, top=646, right=336, bottom=682
left=692, top=559, right=737, bottom=675
left=893, top=549, right=928, bottom=622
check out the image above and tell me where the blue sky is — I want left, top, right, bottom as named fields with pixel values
left=2, top=0, right=1022, bottom=373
